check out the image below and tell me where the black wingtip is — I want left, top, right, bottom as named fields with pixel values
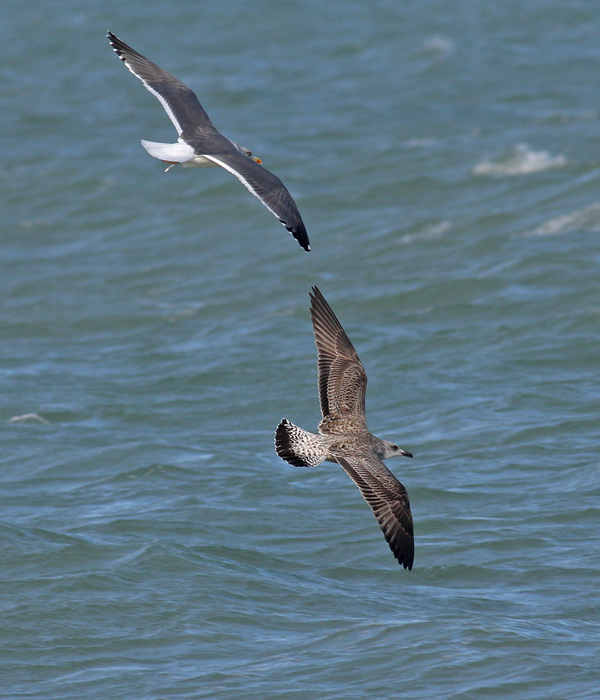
left=299, top=231, right=311, bottom=252
left=107, top=31, right=124, bottom=58
left=388, top=528, right=415, bottom=570
left=393, top=529, right=415, bottom=570
left=285, top=223, right=310, bottom=252
left=293, top=228, right=310, bottom=252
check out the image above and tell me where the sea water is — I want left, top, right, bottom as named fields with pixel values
left=1, top=1, right=599, bottom=698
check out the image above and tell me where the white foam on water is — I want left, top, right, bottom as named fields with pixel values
left=8, top=413, right=50, bottom=424
left=405, top=138, right=437, bottom=148
left=422, top=36, right=454, bottom=54
left=400, top=220, right=451, bottom=244
left=474, top=143, right=567, bottom=177
left=528, top=203, right=600, bottom=236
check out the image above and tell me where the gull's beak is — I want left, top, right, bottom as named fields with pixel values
left=252, top=156, right=262, bottom=164
left=400, top=449, right=413, bottom=458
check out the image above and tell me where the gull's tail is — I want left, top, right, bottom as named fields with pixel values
left=275, top=419, right=327, bottom=468
left=140, top=139, right=195, bottom=163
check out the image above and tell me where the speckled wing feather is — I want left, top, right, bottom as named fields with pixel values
left=334, top=453, right=414, bottom=570
left=309, top=287, right=367, bottom=429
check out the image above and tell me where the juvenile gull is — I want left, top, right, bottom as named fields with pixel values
left=107, top=32, right=310, bottom=252
left=275, top=287, right=414, bottom=569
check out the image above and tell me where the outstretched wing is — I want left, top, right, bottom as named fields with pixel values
left=310, top=287, right=367, bottom=427
left=203, top=152, right=310, bottom=252
left=108, top=31, right=310, bottom=252
left=108, top=31, right=219, bottom=138
left=334, top=453, right=414, bottom=569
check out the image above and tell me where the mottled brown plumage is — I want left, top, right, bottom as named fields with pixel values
left=275, top=287, right=415, bottom=569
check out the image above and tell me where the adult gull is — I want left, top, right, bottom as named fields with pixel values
left=108, top=32, right=310, bottom=252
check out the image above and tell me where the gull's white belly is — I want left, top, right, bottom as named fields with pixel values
left=182, top=155, right=218, bottom=168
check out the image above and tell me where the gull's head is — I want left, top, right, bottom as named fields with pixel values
left=382, top=441, right=413, bottom=460
left=236, top=144, right=262, bottom=164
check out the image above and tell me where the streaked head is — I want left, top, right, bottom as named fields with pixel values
left=382, top=440, right=413, bottom=460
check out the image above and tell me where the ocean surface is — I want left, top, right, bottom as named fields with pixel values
left=2, top=1, right=599, bottom=698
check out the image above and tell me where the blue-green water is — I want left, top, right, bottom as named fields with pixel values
left=2, top=1, right=599, bottom=698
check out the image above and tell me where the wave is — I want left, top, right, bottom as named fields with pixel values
left=422, top=36, right=454, bottom=54
left=7, top=413, right=49, bottom=424
left=529, top=203, right=600, bottom=236
left=404, top=138, right=437, bottom=148
left=400, top=220, right=451, bottom=244
left=474, top=143, right=567, bottom=177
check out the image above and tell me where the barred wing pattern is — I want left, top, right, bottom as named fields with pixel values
left=309, top=287, right=368, bottom=429
left=335, top=453, right=414, bottom=570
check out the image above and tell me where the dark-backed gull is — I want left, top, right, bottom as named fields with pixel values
left=107, top=32, right=309, bottom=252
left=275, top=287, right=414, bottom=569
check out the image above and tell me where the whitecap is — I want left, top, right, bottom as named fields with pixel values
left=528, top=203, right=600, bottom=236
left=405, top=138, right=437, bottom=148
left=8, top=413, right=50, bottom=425
left=400, top=220, right=451, bottom=244
left=422, top=36, right=454, bottom=54
left=473, top=143, right=567, bottom=177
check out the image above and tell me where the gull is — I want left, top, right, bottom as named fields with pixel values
left=107, top=32, right=310, bottom=252
left=275, top=287, right=415, bottom=569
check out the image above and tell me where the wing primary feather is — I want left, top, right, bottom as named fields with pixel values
left=335, top=454, right=414, bottom=570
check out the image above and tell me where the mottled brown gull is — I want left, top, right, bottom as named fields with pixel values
left=107, top=32, right=309, bottom=252
left=275, top=287, right=414, bottom=569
